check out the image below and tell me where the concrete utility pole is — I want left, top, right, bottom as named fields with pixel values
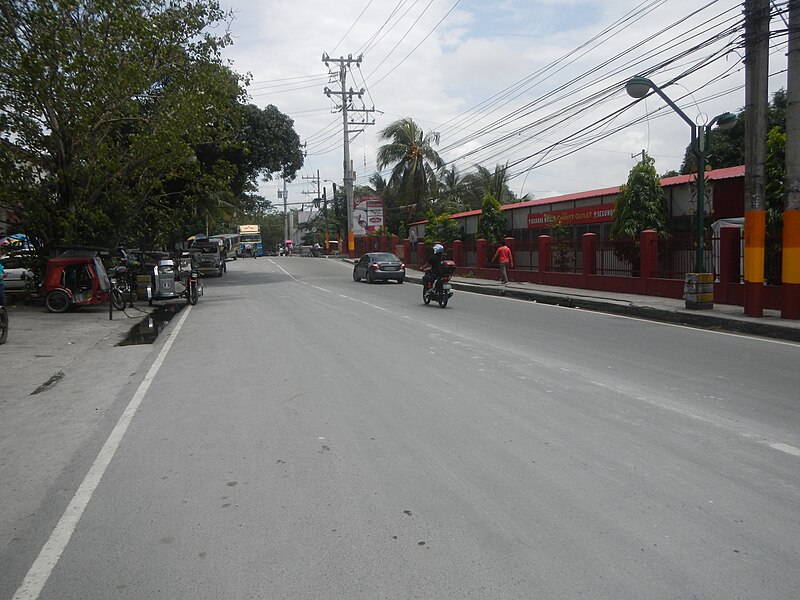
left=323, top=53, right=362, bottom=254
left=282, top=178, right=289, bottom=243
left=783, top=0, right=800, bottom=318
left=743, top=0, right=771, bottom=317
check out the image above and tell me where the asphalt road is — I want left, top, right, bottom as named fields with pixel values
left=2, top=256, right=799, bottom=599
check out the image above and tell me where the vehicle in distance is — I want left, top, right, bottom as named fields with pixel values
left=0, top=253, right=35, bottom=292
left=352, top=252, right=405, bottom=284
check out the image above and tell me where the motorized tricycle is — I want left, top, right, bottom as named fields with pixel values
left=147, top=256, right=200, bottom=306
left=42, top=254, right=125, bottom=313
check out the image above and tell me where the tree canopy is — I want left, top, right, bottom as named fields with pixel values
left=680, top=89, right=786, bottom=174
left=0, top=0, right=303, bottom=253
left=611, top=154, right=668, bottom=241
left=475, top=194, right=507, bottom=244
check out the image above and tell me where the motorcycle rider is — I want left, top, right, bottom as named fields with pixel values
left=421, top=243, right=445, bottom=289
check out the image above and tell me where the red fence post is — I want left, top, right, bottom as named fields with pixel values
left=416, top=241, right=426, bottom=266
left=718, top=226, right=741, bottom=304
left=403, top=239, right=411, bottom=264
left=640, top=230, right=658, bottom=280
left=582, top=233, right=597, bottom=287
left=538, top=235, right=552, bottom=273
left=453, top=240, right=463, bottom=267
left=476, top=239, right=487, bottom=270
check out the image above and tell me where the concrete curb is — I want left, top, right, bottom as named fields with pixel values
left=439, top=278, right=800, bottom=343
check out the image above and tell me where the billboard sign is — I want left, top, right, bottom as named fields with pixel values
left=353, top=194, right=384, bottom=235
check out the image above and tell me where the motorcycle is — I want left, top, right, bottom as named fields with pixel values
left=422, top=260, right=456, bottom=308
left=108, top=264, right=132, bottom=311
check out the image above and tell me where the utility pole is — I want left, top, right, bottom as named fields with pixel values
left=301, top=171, right=321, bottom=202
left=281, top=178, right=289, bottom=243
left=784, top=0, right=800, bottom=318
left=301, top=170, right=327, bottom=241
left=743, top=0, right=771, bottom=317
left=323, top=53, right=376, bottom=256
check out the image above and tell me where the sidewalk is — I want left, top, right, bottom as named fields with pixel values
left=343, top=258, right=800, bottom=342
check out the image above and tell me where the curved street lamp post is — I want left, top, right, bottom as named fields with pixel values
left=625, top=77, right=737, bottom=274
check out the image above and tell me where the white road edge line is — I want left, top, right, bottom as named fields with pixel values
left=12, top=306, right=194, bottom=600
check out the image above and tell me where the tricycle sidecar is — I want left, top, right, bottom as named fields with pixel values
left=43, top=255, right=114, bottom=313
left=147, top=256, right=200, bottom=306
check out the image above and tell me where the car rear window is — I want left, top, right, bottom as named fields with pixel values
left=372, top=253, right=399, bottom=262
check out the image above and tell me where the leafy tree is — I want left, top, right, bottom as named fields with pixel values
left=236, top=104, right=304, bottom=192
left=680, top=89, right=786, bottom=173
left=550, top=217, right=574, bottom=272
left=611, top=154, right=668, bottom=273
left=423, top=212, right=461, bottom=244
left=192, top=100, right=304, bottom=231
left=476, top=193, right=507, bottom=243
left=376, top=118, right=444, bottom=221
left=0, top=0, right=239, bottom=253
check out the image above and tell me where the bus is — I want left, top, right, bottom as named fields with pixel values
left=237, top=225, right=263, bottom=257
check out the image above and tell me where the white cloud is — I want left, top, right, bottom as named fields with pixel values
left=217, top=0, right=786, bottom=206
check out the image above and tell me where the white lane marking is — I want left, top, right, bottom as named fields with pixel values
left=769, top=443, right=800, bottom=457
left=12, top=306, right=193, bottom=600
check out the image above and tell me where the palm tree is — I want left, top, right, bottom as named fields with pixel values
left=462, top=163, right=521, bottom=207
left=436, top=165, right=467, bottom=214
left=376, top=118, right=444, bottom=220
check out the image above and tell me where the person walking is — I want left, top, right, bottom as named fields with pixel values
left=492, top=241, right=513, bottom=284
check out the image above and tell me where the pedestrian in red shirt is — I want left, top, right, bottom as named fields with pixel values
left=492, top=242, right=513, bottom=284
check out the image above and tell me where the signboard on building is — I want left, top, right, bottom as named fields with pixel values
left=527, top=203, right=615, bottom=228
left=353, top=194, right=384, bottom=235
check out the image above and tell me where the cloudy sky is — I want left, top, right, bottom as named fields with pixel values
left=216, top=0, right=788, bottom=209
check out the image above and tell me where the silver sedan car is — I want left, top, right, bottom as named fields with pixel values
left=352, top=252, right=405, bottom=284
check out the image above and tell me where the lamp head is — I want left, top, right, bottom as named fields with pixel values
left=713, top=112, right=737, bottom=130
left=625, top=76, right=653, bottom=99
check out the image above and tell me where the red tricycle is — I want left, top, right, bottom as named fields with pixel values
left=42, top=254, right=125, bottom=313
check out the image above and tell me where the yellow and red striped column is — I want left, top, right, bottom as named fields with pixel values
left=744, top=209, right=765, bottom=316
left=783, top=209, right=800, bottom=319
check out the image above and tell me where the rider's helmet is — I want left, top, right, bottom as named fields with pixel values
left=433, top=244, right=444, bottom=255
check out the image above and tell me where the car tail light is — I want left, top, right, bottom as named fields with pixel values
left=400, top=263, right=405, bottom=269
left=371, top=263, right=380, bottom=270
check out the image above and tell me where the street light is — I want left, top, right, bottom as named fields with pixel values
left=625, top=76, right=737, bottom=273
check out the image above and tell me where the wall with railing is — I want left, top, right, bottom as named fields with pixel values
left=376, top=226, right=788, bottom=313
